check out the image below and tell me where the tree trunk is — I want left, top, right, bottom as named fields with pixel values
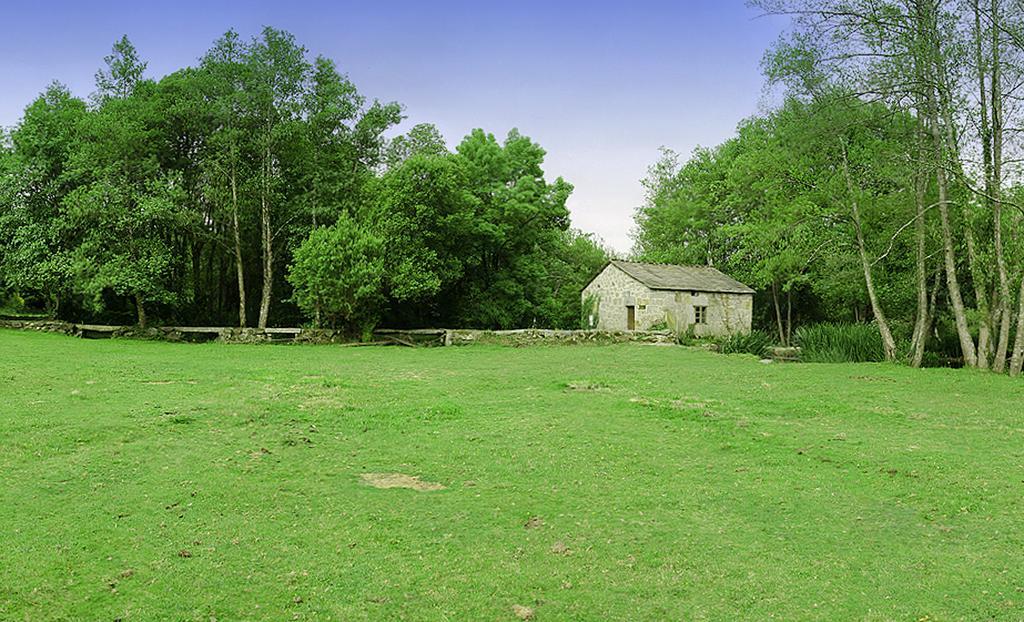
left=918, top=2, right=977, bottom=367
left=840, top=139, right=898, bottom=361
left=925, top=100, right=977, bottom=366
left=965, top=230, right=992, bottom=369
left=970, top=0, right=994, bottom=371
left=46, top=294, right=60, bottom=320
left=771, top=280, right=786, bottom=346
left=926, top=268, right=942, bottom=342
left=258, top=141, right=273, bottom=330
left=230, top=163, right=247, bottom=328
left=909, top=131, right=929, bottom=368
left=786, top=287, right=793, bottom=346
left=135, top=293, right=147, bottom=329
left=991, top=0, right=1011, bottom=372
left=1010, top=275, right=1024, bottom=377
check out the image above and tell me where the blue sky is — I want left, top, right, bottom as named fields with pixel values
left=1, top=1, right=790, bottom=252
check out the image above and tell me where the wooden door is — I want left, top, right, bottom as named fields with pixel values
left=627, top=305, right=635, bottom=330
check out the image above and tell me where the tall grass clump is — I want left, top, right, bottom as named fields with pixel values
left=716, top=330, right=774, bottom=358
left=794, top=323, right=885, bottom=363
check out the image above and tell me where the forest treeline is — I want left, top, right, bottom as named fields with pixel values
left=634, top=0, right=1024, bottom=374
left=0, top=29, right=609, bottom=333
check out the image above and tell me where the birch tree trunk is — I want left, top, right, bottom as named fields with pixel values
left=840, top=139, right=898, bottom=361
left=258, top=141, right=273, bottom=329
left=771, top=280, right=786, bottom=346
left=990, top=0, right=1012, bottom=372
left=1010, top=276, right=1024, bottom=377
left=909, top=131, right=930, bottom=368
left=230, top=160, right=247, bottom=327
left=919, top=1, right=978, bottom=367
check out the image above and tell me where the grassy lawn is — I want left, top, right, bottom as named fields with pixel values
left=2, top=329, right=1023, bottom=621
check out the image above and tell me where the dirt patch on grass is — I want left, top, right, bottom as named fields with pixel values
left=631, top=395, right=719, bottom=417
left=564, top=381, right=609, bottom=392
left=524, top=516, right=544, bottom=529
left=360, top=473, right=445, bottom=491
left=512, top=604, right=535, bottom=620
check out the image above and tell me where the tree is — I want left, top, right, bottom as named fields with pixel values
left=68, top=59, right=190, bottom=327
left=451, top=129, right=573, bottom=328
left=634, top=94, right=922, bottom=356
left=94, top=35, right=147, bottom=101
left=0, top=83, right=86, bottom=315
left=372, top=149, right=477, bottom=318
left=245, top=27, right=311, bottom=329
left=384, top=123, right=448, bottom=169
left=199, top=30, right=252, bottom=327
left=752, top=0, right=1024, bottom=371
left=287, top=214, right=385, bottom=334
left=66, top=177, right=186, bottom=327
left=536, top=229, right=611, bottom=328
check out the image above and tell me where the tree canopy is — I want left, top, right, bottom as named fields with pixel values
left=0, top=30, right=610, bottom=333
left=635, top=0, right=1024, bottom=374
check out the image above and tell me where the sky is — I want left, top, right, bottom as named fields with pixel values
left=0, top=1, right=790, bottom=253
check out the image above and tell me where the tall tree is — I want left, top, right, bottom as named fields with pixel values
left=0, top=83, right=87, bottom=315
left=200, top=30, right=252, bottom=327
left=245, top=28, right=310, bottom=329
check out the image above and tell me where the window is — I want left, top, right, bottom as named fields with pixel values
left=691, top=291, right=700, bottom=297
left=694, top=306, right=708, bottom=325
left=638, top=304, right=646, bottom=311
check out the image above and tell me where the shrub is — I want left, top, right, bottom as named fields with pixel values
left=287, top=214, right=385, bottom=335
left=716, top=330, right=773, bottom=358
left=794, top=323, right=885, bottom=363
left=675, top=325, right=698, bottom=346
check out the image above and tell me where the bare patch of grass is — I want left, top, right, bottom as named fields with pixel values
left=564, top=380, right=610, bottom=392
left=359, top=473, right=445, bottom=491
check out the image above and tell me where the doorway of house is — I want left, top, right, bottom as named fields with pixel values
left=626, top=305, right=635, bottom=330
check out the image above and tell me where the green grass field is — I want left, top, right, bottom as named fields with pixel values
left=2, top=329, right=1023, bottom=621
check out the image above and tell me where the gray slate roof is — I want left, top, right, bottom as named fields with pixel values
left=611, top=260, right=755, bottom=294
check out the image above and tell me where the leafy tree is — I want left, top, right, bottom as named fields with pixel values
left=0, top=83, right=86, bottom=315
left=635, top=95, right=921, bottom=353
left=0, top=29, right=600, bottom=335
left=68, top=61, right=190, bottom=327
left=384, top=123, right=448, bottom=169
left=245, top=27, right=311, bottom=329
left=287, top=214, right=385, bottom=333
left=66, top=177, right=186, bottom=327
left=450, top=129, right=573, bottom=328
left=197, top=30, right=253, bottom=327
left=94, top=35, right=147, bottom=101
left=536, top=229, right=611, bottom=329
left=372, top=150, right=476, bottom=315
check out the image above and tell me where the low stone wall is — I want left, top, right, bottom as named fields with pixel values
left=1, top=320, right=677, bottom=349
left=0, top=319, right=77, bottom=335
left=449, top=328, right=675, bottom=347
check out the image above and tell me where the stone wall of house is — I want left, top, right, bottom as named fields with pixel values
left=581, top=265, right=753, bottom=336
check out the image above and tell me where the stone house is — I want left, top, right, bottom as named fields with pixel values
left=581, top=260, right=754, bottom=336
